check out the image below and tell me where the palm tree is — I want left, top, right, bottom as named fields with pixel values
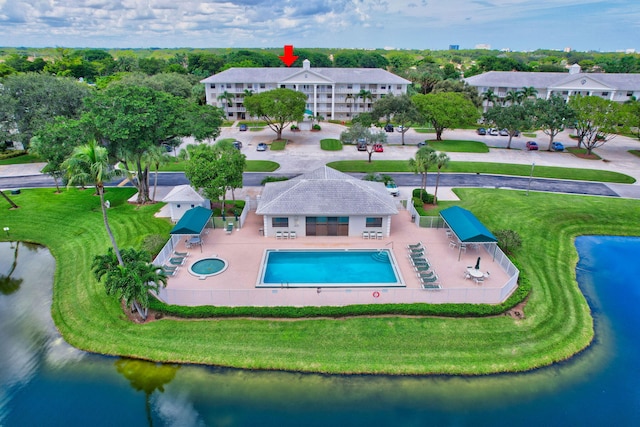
left=243, top=89, right=254, bottom=98
left=65, top=140, right=124, bottom=266
left=345, top=93, right=355, bottom=110
left=408, top=146, right=437, bottom=202
left=482, top=89, right=497, bottom=111
left=217, top=91, right=235, bottom=115
left=357, top=89, right=373, bottom=112
left=0, top=189, right=19, bottom=209
left=145, top=145, right=170, bottom=202
left=504, top=89, right=524, bottom=105
left=433, top=152, right=450, bottom=204
left=92, top=248, right=167, bottom=321
left=521, top=86, right=538, bottom=100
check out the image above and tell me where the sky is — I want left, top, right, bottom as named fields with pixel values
left=0, top=0, right=638, bottom=52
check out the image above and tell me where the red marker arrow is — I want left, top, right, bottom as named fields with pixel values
left=279, top=45, right=299, bottom=67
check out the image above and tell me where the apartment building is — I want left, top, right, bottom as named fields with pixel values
left=200, top=59, right=411, bottom=121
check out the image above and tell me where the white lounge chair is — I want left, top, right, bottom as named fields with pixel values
left=362, top=231, right=369, bottom=239
left=289, top=231, right=296, bottom=239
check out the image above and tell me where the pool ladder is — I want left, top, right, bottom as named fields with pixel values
left=371, top=250, right=389, bottom=263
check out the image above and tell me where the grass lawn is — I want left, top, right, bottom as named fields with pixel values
left=566, top=147, right=602, bottom=160
left=320, top=139, right=343, bottom=151
left=425, top=140, right=489, bottom=153
left=327, top=160, right=635, bottom=183
left=630, top=150, right=640, bottom=158
left=159, top=159, right=279, bottom=172
left=270, top=140, right=287, bottom=151
left=414, top=128, right=436, bottom=133
left=3, top=187, right=640, bottom=375
left=0, top=153, right=43, bottom=165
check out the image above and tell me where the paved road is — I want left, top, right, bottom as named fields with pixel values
left=0, top=171, right=620, bottom=198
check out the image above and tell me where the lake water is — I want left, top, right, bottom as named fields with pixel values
left=1, top=236, right=639, bottom=426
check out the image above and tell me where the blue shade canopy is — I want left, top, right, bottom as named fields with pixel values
left=170, top=206, right=212, bottom=235
left=440, top=206, right=497, bottom=243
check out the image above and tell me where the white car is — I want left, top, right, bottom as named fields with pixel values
left=386, top=182, right=400, bottom=197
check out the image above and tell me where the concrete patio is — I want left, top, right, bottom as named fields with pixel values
left=156, top=208, right=517, bottom=307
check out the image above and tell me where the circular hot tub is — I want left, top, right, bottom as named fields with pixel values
left=188, top=257, right=228, bottom=278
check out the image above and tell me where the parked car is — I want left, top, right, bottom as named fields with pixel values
left=417, top=141, right=427, bottom=148
left=384, top=124, right=394, bottom=132
left=357, top=139, right=367, bottom=151
left=232, top=140, right=243, bottom=149
left=256, top=142, right=268, bottom=151
left=386, top=181, right=399, bottom=197
left=499, top=128, right=509, bottom=136
left=373, top=143, right=384, bottom=152
left=476, top=127, right=486, bottom=135
left=525, top=141, right=539, bottom=151
left=488, top=128, right=499, bottom=136
left=552, top=141, right=565, bottom=151
left=395, top=125, right=405, bottom=133
left=239, top=123, right=248, bottom=131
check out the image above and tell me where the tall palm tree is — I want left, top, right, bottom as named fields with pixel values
left=345, top=93, right=355, bottom=110
left=145, top=145, right=170, bottom=202
left=521, top=86, right=538, bottom=100
left=357, top=89, right=373, bottom=112
left=243, top=89, right=254, bottom=98
left=505, top=89, right=524, bottom=105
left=408, top=146, right=437, bottom=202
left=433, top=152, right=450, bottom=205
left=217, top=91, right=235, bottom=116
left=65, top=140, right=123, bottom=266
left=0, top=189, right=19, bottom=209
left=482, top=89, right=497, bottom=111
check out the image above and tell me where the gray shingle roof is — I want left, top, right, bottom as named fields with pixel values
left=256, top=166, right=398, bottom=216
left=201, top=67, right=411, bottom=85
left=464, top=71, right=640, bottom=90
left=162, top=185, right=204, bottom=203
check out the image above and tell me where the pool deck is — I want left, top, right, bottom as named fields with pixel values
left=160, top=209, right=512, bottom=306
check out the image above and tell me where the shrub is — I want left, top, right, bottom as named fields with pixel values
left=412, top=188, right=434, bottom=204
left=0, top=150, right=28, bottom=160
left=261, top=176, right=290, bottom=185
left=312, top=124, right=321, bottom=131
left=290, top=124, right=299, bottom=131
left=494, top=229, right=522, bottom=255
left=412, top=197, right=428, bottom=216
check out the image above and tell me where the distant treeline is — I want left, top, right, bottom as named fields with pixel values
left=1, top=46, right=639, bottom=84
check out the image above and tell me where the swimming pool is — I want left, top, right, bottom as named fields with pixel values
left=189, top=257, right=228, bottom=278
left=257, top=249, right=404, bottom=288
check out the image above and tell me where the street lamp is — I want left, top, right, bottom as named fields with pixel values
left=526, top=162, right=535, bottom=196
left=3, top=227, right=9, bottom=237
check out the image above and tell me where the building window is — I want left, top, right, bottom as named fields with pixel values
left=347, top=84, right=352, bottom=89
left=627, top=91, right=634, bottom=96
left=381, top=85, right=386, bottom=90
left=602, top=92, right=609, bottom=96
left=397, top=85, right=402, bottom=90
left=226, top=84, right=231, bottom=88
left=211, top=84, right=216, bottom=89
left=272, top=217, right=289, bottom=228
left=280, top=85, right=286, bottom=89
left=366, top=217, right=383, bottom=228
left=176, top=204, right=181, bottom=208
left=260, top=83, right=266, bottom=89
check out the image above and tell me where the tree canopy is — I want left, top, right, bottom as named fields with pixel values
left=533, top=96, right=576, bottom=150
left=484, top=101, right=535, bottom=149
left=568, top=95, right=628, bottom=155
left=243, top=88, right=306, bottom=140
left=412, top=92, right=480, bottom=140
left=371, top=94, right=421, bottom=145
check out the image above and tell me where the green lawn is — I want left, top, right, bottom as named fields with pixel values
left=3, top=187, right=640, bottom=375
left=270, top=140, right=287, bottom=151
left=320, top=139, right=343, bottom=151
left=159, top=159, right=279, bottom=172
left=413, top=128, right=436, bottom=133
left=424, top=140, right=489, bottom=153
left=0, top=153, right=43, bottom=165
left=327, top=160, right=635, bottom=183
left=630, top=150, right=640, bottom=158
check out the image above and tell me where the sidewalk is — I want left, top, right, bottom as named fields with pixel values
left=0, top=162, right=46, bottom=177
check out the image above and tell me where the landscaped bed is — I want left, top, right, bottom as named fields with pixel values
left=3, top=187, right=640, bottom=375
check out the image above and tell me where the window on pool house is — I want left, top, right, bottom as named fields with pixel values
left=366, top=217, right=383, bottom=228
left=272, top=217, right=289, bottom=228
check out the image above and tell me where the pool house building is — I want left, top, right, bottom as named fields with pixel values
left=256, top=167, right=398, bottom=238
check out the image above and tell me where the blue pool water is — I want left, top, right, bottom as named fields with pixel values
left=260, top=249, right=401, bottom=287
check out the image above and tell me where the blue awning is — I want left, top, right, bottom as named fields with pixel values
left=440, top=206, right=497, bottom=243
left=170, top=206, right=212, bottom=235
